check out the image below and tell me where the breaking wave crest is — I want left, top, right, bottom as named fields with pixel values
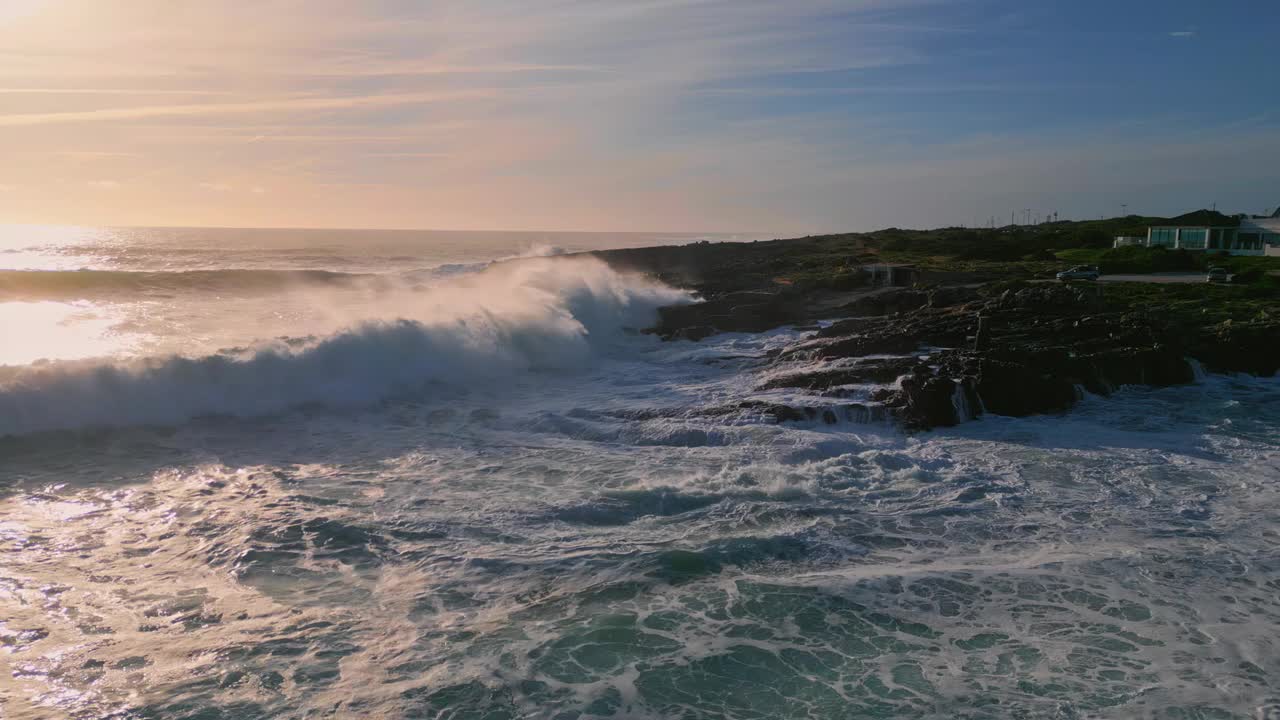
left=0, top=248, right=582, bottom=301
left=0, top=257, right=690, bottom=436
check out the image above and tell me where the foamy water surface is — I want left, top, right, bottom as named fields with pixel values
left=2, top=226, right=1279, bottom=719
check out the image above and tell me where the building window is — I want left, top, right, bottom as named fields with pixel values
left=1222, top=229, right=1237, bottom=249
left=1239, top=233, right=1261, bottom=250
left=1178, top=228, right=1206, bottom=249
left=1150, top=228, right=1177, bottom=247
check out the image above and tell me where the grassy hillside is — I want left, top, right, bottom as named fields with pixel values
left=590, top=211, right=1280, bottom=296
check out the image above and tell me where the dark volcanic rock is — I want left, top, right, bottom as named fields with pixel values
left=670, top=325, right=716, bottom=342
left=1191, top=320, right=1280, bottom=376
left=612, top=236, right=1277, bottom=429
left=767, top=283, right=1245, bottom=429
left=815, top=332, right=924, bottom=360
left=834, top=289, right=928, bottom=317
left=928, top=285, right=981, bottom=308
left=900, top=373, right=963, bottom=429
left=971, top=357, right=1077, bottom=417
left=655, top=291, right=805, bottom=339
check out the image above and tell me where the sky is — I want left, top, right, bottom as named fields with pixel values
left=0, top=0, right=1277, bottom=233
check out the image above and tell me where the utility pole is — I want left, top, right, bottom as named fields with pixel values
left=1121, top=203, right=1127, bottom=217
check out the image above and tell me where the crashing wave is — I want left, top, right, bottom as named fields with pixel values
left=0, top=257, right=690, bottom=436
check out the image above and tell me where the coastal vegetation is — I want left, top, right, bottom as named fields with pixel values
left=590, top=214, right=1280, bottom=430
left=598, top=213, right=1280, bottom=294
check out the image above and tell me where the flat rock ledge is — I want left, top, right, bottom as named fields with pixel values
left=653, top=284, right=1280, bottom=430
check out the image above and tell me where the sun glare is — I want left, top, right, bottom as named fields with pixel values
left=0, top=0, right=47, bottom=25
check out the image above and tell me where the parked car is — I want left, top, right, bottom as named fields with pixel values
left=1056, top=265, right=1099, bottom=281
left=1206, top=267, right=1232, bottom=284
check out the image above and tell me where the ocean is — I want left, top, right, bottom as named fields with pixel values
left=1, top=226, right=1278, bottom=719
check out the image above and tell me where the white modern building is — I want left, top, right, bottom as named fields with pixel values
left=1112, top=210, right=1280, bottom=256
left=1112, top=236, right=1146, bottom=248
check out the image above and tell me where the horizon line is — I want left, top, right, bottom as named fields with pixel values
left=0, top=221, right=780, bottom=237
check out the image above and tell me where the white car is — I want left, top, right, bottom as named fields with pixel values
left=1206, top=267, right=1231, bottom=284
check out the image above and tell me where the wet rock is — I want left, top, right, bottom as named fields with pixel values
left=815, top=332, right=922, bottom=360
left=1191, top=320, right=1280, bottom=377
left=900, top=373, right=962, bottom=429
left=971, top=358, right=1076, bottom=418
left=758, top=358, right=920, bottom=390
left=833, top=289, right=928, bottom=317
left=928, top=285, right=981, bottom=309
left=670, top=325, right=716, bottom=342
left=655, top=291, right=804, bottom=338
left=698, top=400, right=892, bottom=425
left=763, top=280, right=1225, bottom=429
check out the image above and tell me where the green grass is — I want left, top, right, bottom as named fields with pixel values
left=1055, top=248, right=1107, bottom=264
left=1211, top=255, right=1280, bottom=273
left=1097, top=280, right=1280, bottom=324
left=1051, top=246, right=1280, bottom=277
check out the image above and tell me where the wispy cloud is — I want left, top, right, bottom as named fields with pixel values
left=0, top=90, right=489, bottom=127
left=364, top=152, right=453, bottom=159
left=52, top=151, right=138, bottom=158
left=0, top=87, right=232, bottom=95
left=0, top=1, right=1273, bottom=230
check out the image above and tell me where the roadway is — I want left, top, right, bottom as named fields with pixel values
left=1097, top=272, right=1209, bottom=284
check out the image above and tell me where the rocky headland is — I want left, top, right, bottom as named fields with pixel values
left=589, top=228, right=1280, bottom=430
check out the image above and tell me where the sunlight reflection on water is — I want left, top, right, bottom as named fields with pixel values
left=0, top=301, right=137, bottom=365
left=0, top=224, right=107, bottom=271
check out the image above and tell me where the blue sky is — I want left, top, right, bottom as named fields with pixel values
left=0, top=0, right=1277, bottom=231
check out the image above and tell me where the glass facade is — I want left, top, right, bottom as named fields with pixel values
left=1149, top=227, right=1177, bottom=247
left=1178, top=228, right=1206, bottom=249
left=1148, top=226, right=1264, bottom=252
left=1209, top=228, right=1235, bottom=250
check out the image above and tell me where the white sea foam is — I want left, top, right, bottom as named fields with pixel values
left=5, top=228, right=1280, bottom=720
left=0, top=257, right=690, bottom=436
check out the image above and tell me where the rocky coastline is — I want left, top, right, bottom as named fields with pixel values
left=590, top=235, right=1280, bottom=430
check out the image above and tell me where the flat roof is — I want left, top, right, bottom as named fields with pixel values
left=1241, top=218, right=1280, bottom=233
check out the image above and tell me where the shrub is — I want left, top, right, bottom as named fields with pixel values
left=1097, top=246, right=1204, bottom=274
